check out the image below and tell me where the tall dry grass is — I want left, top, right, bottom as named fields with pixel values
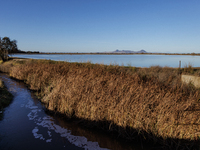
left=1, top=59, right=200, bottom=148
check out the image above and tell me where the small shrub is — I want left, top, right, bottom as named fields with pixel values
left=0, top=60, right=3, bottom=64
left=184, top=63, right=194, bottom=73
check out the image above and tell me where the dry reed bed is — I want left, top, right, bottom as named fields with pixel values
left=1, top=59, right=200, bottom=146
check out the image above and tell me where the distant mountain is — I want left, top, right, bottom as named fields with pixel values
left=139, top=50, right=147, bottom=53
left=112, top=49, right=147, bottom=53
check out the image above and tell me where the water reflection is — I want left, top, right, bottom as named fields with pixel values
left=51, top=115, right=143, bottom=150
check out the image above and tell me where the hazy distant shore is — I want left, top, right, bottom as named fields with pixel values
left=11, top=52, right=200, bottom=56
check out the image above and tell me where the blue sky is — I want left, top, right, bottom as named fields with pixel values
left=1, top=0, right=200, bottom=53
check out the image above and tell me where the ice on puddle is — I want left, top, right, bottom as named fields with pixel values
left=31, top=109, right=38, bottom=113
left=46, top=139, right=52, bottom=143
left=27, top=110, right=38, bottom=120
left=25, top=100, right=34, bottom=108
left=26, top=96, right=109, bottom=149
left=32, top=127, right=39, bottom=133
left=29, top=106, right=38, bottom=109
left=43, top=116, right=53, bottom=120
left=32, top=127, right=45, bottom=140
left=48, top=131, right=52, bottom=137
left=36, top=117, right=42, bottom=122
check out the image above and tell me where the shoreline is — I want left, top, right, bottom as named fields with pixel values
left=10, top=52, right=200, bottom=56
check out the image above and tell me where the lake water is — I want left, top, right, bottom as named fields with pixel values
left=12, top=54, right=200, bottom=68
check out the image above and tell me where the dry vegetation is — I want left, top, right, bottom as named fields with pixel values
left=1, top=58, right=200, bottom=149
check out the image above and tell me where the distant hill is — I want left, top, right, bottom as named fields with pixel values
left=112, top=49, right=147, bottom=53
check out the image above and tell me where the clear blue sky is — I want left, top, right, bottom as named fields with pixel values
left=1, top=0, right=200, bottom=53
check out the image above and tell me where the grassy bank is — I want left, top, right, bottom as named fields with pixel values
left=0, top=58, right=200, bottom=149
left=0, top=79, right=13, bottom=120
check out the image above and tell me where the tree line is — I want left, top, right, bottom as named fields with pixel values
left=0, top=37, right=18, bottom=61
left=0, top=36, right=40, bottom=61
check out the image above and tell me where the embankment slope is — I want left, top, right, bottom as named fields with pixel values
left=0, top=59, right=200, bottom=149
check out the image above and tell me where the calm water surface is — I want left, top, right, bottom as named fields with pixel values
left=0, top=74, right=149, bottom=150
left=12, top=54, right=200, bottom=68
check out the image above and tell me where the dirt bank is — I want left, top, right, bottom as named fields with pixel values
left=0, top=58, right=200, bottom=149
left=0, top=78, right=13, bottom=120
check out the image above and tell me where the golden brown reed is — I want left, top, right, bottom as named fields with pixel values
left=2, top=59, right=200, bottom=147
